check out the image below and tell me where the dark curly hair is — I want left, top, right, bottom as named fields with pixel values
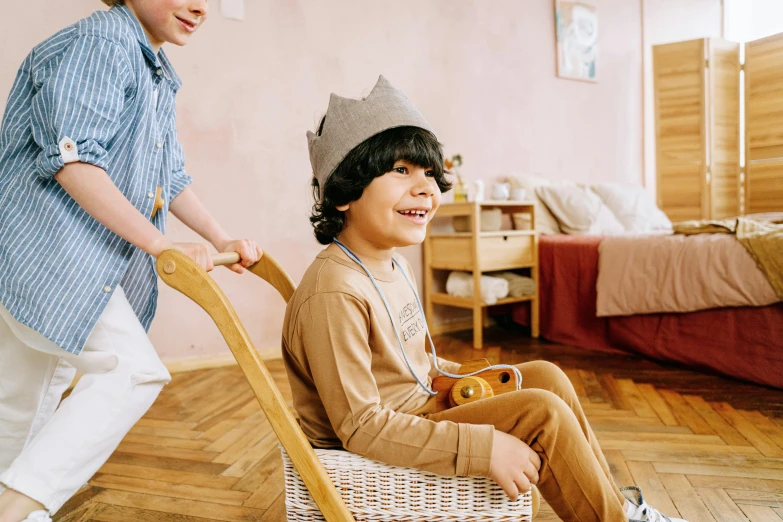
left=101, top=0, right=123, bottom=6
left=310, top=125, right=452, bottom=245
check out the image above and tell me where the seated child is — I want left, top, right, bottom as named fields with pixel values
left=282, top=75, right=686, bottom=522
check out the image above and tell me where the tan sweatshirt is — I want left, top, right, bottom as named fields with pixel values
left=282, top=243, right=494, bottom=477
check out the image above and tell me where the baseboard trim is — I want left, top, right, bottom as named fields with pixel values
left=163, top=346, right=283, bottom=373
left=429, top=317, right=496, bottom=336
left=66, top=347, right=283, bottom=391
left=164, top=354, right=238, bottom=373
left=65, top=320, right=500, bottom=393
left=430, top=318, right=472, bottom=335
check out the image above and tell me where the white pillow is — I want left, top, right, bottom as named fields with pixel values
left=590, top=183, right=672, bottom=232
left=535, top=185, right=625, bottom=235
left=508, top=175, right=561, bottom=235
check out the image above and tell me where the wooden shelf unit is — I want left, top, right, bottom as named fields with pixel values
left=423, top=201, right=539, bottom=348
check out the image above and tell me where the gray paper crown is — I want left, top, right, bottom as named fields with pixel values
left=307, top=75, right=436, bottom=197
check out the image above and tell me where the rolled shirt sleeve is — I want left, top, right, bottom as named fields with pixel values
left=30, top=35, right=132, bottom=180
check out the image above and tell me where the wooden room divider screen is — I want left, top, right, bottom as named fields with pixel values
left=653, top=37, right=741, bottom=221
left=745, top=32, right=783, bottom=215
left=653, top=34, right=783, bottom=220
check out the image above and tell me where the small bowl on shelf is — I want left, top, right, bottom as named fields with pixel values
left=510, top=188, right=527, bottom=201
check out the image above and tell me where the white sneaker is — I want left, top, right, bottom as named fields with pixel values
left=622, top=486, right=688, bottom=522
left=23, top=511, right=52, bottom=522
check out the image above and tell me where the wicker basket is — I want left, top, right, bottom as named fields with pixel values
left=281, top=446, right=535, bottom=521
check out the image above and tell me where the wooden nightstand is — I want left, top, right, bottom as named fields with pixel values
left=423, top=201, right=539, bottom=348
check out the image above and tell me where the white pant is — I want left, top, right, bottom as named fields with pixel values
left=0, top=287, right=171, bottom=515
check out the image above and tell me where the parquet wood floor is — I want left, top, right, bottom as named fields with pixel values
left=53, top=326, right=783, bottom=521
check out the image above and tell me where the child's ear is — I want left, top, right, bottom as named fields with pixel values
left=336, top=203, right=350, bottom=212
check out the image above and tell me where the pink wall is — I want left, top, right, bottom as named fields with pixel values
left=0, top=1, right=712, bottom=362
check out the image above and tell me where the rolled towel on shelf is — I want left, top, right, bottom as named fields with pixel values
left=445, top=271, right=509, bottom=305
left=492, top=272, right=536, bottom=297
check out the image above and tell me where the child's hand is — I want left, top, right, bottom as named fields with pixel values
left=153, top=239, right=215, bottom=272
left=488, top=430, right=541, bottom=501
left=218, top=239, right=264, bottom=274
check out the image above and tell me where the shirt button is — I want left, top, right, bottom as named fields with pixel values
left=156, top=68, right=163, bottom=76
left=103, top=285, right=112, bottom=293
left=156, top=141, right=163, bottom=149
left=147, top=191, right=155, bottom=199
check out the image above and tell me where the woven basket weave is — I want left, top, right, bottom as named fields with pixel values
left=281, top=446, right=534, bottom=521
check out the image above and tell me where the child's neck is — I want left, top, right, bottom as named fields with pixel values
left=125, top=3, right=164, bottom=53
left=335, top=233, right=394, bottom=273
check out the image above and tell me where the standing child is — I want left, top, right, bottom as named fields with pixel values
left=0, top=1, right=262, bottom=521
left=282, top=75, right=687, bottom=522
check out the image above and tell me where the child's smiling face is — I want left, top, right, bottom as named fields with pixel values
left=337, top=160, right=442, bottom=251
left=126, top=0, right=208, bottom=51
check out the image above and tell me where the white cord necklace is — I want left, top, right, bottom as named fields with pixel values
left=333, top=239, right=522, bottom=396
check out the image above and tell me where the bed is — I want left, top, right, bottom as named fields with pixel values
left=511, top=234, right=783, bottom=388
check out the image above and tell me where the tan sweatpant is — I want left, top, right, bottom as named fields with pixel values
left=426, top=360, right=627, bottom=522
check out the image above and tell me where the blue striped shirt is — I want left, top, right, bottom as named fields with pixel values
left=0, top=5, right=192, bottom=355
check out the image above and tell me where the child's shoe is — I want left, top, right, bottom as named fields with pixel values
left=622, top=486, right=688, bottom=522
left=22, top=511, right=52, bottom=522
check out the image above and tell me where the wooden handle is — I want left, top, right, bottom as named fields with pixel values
left=156, top=250, right=354, bottom=521
left=212, top=252, right=241, bottom=266
left=150, top=186, right=165, bottom=220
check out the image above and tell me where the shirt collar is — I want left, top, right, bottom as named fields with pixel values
left=111, top=5, right=183, bottom=92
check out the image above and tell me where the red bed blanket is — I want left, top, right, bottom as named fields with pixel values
left=511, top=235, right=783, bottom=388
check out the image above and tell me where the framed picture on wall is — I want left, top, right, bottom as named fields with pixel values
left=554, top=0, right=599, bottom=82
